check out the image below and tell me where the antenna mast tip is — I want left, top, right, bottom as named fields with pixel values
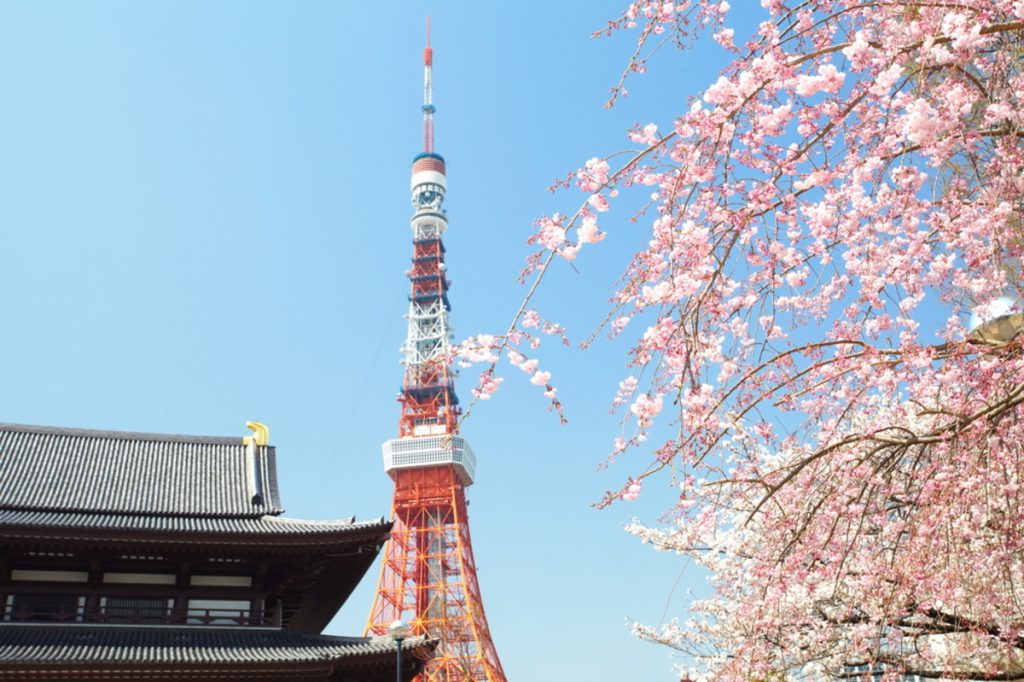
left=424, top=16, right=433, bottom=65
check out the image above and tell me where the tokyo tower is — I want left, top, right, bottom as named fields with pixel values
left=366, top=19, right=508, bottom=682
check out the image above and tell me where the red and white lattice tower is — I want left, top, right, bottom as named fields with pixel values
left=366, top=20, right=508, bottom=682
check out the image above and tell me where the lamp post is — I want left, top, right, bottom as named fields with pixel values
left=389, top=619, right=410, bottom=682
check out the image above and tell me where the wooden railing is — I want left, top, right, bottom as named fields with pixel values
left=2, top=604, right=280, bottom=627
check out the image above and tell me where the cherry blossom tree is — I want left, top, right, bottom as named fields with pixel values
left=461, top=1, right=1024, bottom=679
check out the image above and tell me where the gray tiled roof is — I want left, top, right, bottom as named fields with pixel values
left=0, top=423, right=282, bottom=517
left=0, top=626, right=433, bottom=665
left=0, top=510, right=388, bottom=537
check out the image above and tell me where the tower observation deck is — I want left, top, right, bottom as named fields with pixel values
left=366, top=20, right=508, bottom=682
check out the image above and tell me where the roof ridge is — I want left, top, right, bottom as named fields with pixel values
left=0, top=504, right=275, bottom=520
left=0, top=509, right=389, bottom=526
left=0, top=422, right=254, bottom=446
left=0, top=509, right=393, bottom=536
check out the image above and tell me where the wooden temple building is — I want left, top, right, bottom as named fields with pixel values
left=0, top=422, right=434, bottom=681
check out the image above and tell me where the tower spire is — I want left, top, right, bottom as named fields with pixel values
left=366, top=22, right=508, bottom=682
left=423, top=16, right=435, bottom=153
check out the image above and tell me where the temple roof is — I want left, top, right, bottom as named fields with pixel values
left=0, top=423, right=282, bottom=517
left=0, top=422, right=390, bottom=553
left=0, top=626, right=434, bottom=665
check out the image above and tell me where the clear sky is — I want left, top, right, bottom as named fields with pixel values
left=0, top=2, right=764, bottom=679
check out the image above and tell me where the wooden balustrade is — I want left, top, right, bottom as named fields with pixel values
left=2, top=604, right=279, bottom=627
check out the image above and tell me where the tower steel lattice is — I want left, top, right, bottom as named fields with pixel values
left=366, top=21, right=508, bottom=682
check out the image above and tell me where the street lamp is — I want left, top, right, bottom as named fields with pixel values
left=389, top=619, right=411, bottom=682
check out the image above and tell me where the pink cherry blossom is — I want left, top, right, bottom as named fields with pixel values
left=457, top=334, right=499, bottom=363
left=629, top=393, right=663, bottom=427
left=588, top=192, right=611, bottom=212
left=535, top=215, right=566, bottom=250
left=610, top=316, right=630, bottom=336
left=712, top=27, right=734, bottom=49
left=793, top=63, right=846, bottom=97
left=471, top=371, right=503, bottom=400
left=509, top=2, right=1024, bottom=679
left=577, top=216, right=606, bottom=244
left=621, top=479, right=643, bottom=501
left=529, top=370, right=551, bottom=386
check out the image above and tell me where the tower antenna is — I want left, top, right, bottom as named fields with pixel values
left=423, top=16, right=435, bottom=153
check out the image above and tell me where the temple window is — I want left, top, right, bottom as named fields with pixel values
left=7, top=593, right=83, bottom=622
left=187, top=598, right=252, bottom=625
left=100, top=596, right=172, bottom=624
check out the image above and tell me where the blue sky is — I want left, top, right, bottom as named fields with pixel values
left=0, top=2, right=765, bottom=678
